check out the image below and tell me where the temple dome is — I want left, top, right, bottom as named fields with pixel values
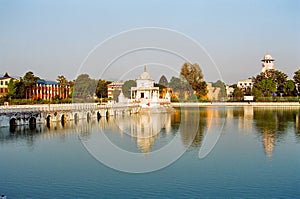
left=261, top=54, right=274, bottom=61
left=137, top=66, right=153, bottom=80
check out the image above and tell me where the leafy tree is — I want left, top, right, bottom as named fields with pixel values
left=212, top=80, right=227, bottom=100
left=95, top=79, right=111, bottom=99
left=293, top=69, right=300, bottom=93
left=244, top=87, right=252, bottom=96
left=23, top=71, right=40, bottom=99
left=169, top=76, right=189, bottom=98
left=253, top=69, right=288, bottom=97
left=112, top=89, right=121, bottom=102
left=232, top=87, right=244, bottom=101
left=264, top=69, right=288, bottom=93
left=283, top=80, right=295, bottom=96
left=122, top=80, right=136, bottom=98
left=259, top=78, right=276, bottom=97
left=158, top=75, right=169, bottom=87
left=73, top=74, right=97, bottom=101
left=194, top=81, right=207, bottom=98
left=7, top=79, right=17, bottom=98
left=180, top=62, right=207, bottom=97
left=57, top=75, right=70, bottom=98
left=57, top=75, right=68, bottom=86
left=252, top=87, right=262, bottom=98
left=154, top=83, right=166, bottom=97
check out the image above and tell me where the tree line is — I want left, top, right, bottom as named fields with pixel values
left=232, top=69, right=300, bottom=101
left=0, top=62, right=214, bottom=104
left=4, top=63, right=296, bottom=104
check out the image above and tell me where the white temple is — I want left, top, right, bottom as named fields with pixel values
left=261, top=54, right=274, bottom=73
left=130, top=66, right=170, bottom=108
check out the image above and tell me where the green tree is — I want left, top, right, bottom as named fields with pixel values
left=283, top=80, right=295, bottom=96
left=264, top=69, right=288, bottom=93
left=73, top=74, right=97, bottom=101
left=180, top=62, right=207, bottom=97
left=7, top=79, right=17, bottom=98
left=259, top=78, right=276, bottom=97
left=253, top=69, right=287, bottom=97
left=57, top=75, right=70, bottom=98
left=293, top=69, right=300, bottom=94
left=95, top=79, right=111, bottom=99
left=169, top=76, right=189, bottom=98
left=232, top=87, right=244, bottom=101
left=112, top=89, right=121, bottom=102
left=23, top=71, right=40, bottom=99
left=122, top=80, right=136, bottom=98
left=57, top=75, right=68, bottom=86
left=154, top=83, right=166, bottom=95
left=158, top=75, right=168, bottom=87
left=252, top=87, right=262, bottom=98
left=212, top=80, right=227, bottom=101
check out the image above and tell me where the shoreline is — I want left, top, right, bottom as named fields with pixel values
left=171, top=102, right=300, bottom=107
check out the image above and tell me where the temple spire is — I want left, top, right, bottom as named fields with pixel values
left=144, top=65, right=147, bottom=72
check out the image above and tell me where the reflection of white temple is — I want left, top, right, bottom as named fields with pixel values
left=111, top=112, right=172, bottom=153
left=131, top=66, right=170, bottom=108
left=131, top=113, right=171, bottom=153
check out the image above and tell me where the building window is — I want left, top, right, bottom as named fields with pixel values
left=0, top=81, right=3, bottom=85
left=5, top=81, right=8, bottom=85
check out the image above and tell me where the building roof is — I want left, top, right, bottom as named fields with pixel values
left=37, top=79, right=58, bottom=85
left=261, top=54, right=274, bottom=61
left=0, top=72, right=19, bottom=80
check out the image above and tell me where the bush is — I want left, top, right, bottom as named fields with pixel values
left=255, top=97, right=299, bottom=102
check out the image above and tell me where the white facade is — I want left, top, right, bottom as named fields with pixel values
left=237, top=78, right=253, bottom=89
left=261, top=54, right=274, bottom=73
left=131, top=66, right=160, bottom=103
left=130, top=66, right=171, bottom=108
left=107, top=82, right=124, bottom=99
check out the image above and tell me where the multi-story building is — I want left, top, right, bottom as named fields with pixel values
left=0, top=73, right=18, bottom=97
left=107, top=81, right=124, bottom=99
left=237, top=78, right=253, bottom=89
left=32, top=80, right=71, bottom=100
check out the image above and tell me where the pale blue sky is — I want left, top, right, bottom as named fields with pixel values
left=0, top=0, right=299, bottom=84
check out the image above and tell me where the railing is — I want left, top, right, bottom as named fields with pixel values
left=0, top=103, right=140, bottom=113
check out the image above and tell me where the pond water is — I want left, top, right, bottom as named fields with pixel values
left=0, top=106, right=299, bottom=198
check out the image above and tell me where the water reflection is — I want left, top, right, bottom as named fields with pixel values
left=0, top=106, right=299, bottom=157
left=253, top=107, right=300, bottom=157
left=109, top=113, right=173, bottom=153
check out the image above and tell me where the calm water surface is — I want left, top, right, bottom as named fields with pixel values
left=0, top=106, right=299, bottom=198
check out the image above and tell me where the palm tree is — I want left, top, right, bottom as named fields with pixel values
left=57, top=75, right=68, bottom=98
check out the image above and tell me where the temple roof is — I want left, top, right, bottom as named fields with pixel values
left=137, top=66, right=153, bottom=80
left=261, top=54, right=274, bottom=61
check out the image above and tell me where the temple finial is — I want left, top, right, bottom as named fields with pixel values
left=144, top=65, right=146, bottom=72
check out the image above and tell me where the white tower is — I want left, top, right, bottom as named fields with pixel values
left=261, top=54, right=274, bottom=73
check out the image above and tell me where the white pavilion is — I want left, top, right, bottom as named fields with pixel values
left=130, top=66, right=170, bottom=108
